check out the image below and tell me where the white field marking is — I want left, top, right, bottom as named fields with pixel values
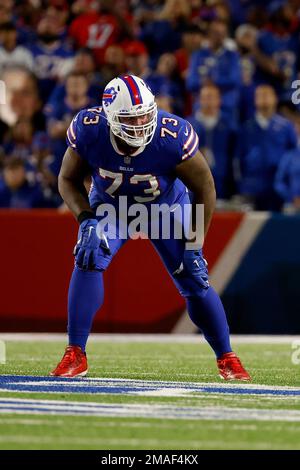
left=0, top=418, right=64, bottom=426
left=2, top=376, right=300, bottom=391
left=172, top=212, right=269, bottom=333
left=0, top=333, right=299, bottom=344
left=1, top=376, right=300, bottom=395
left=1, top=398, right=300, bottom=422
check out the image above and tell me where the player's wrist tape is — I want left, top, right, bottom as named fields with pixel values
left=77, top=211, right=95, bottom=224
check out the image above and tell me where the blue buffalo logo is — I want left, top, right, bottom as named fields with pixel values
left=103, top=87, right=118, bottom=106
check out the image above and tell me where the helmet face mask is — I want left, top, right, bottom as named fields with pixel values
left=112, top=102, right=157, bottom=147
left=102, top=75, right=158, bottom=148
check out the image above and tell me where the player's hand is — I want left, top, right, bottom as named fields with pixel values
left=73, top=218, right=110, bottom=271
left=183, top=248, right=210, bottom=290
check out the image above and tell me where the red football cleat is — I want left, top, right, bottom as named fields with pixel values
left=50, top=345, right=88, bottom=378
left=217, top=352, right=251, bottom=381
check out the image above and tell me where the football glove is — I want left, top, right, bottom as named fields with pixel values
left=73, top=218, right=110, bottom=271
left=183, top=248, right=210, bottom=290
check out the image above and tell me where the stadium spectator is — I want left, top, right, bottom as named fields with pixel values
left=235, top=24, right=258, bottom=122
left=275, top=114, right=300, bottom=210
left=133, top=0, right=164, bottom=26
left=30, top=12, right=74, bottom=102
left=100, top=45, right=126, bottom=86
left=139, top=0, right=191, bottom=64
left=155, top=95, right=174, bottom=113
left=155, top=52, right=183, bottom=114
left=124, top=40, right=149, bottom=76
left=0, top=0, right=13, bottom=26
left=255, top=3, right=299, bottom=100
left=47, top=71, right=93, bottom=165
left=0, top=22, right=33, bottom=73
left=173, top=23, right=204, bottom=116
left=1, top=117, right=33, bottom=160
left=28, top=132, right=61, bottom=207
left=46, top=0, right=70, bottom=39
left=69, top=0, right=133, bottom=65
left=1, top=0, right=300, bottom=213
left=188, top=84, right=237, bottom=199
left=174, top=24, right=204, bottom=80
left=237, top=84, right=297, bottom=211
left=0, top=156, right=47, bottom=208
left=0, top=66, right=44, bottom=131
left=186, top=19, right=242, bottom=120
left=45, top=48, right=100, bottom=117
left=124, top=40, right=169, bottom=97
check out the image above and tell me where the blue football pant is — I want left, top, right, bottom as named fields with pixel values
left=68, top=195, right=232, bottom=357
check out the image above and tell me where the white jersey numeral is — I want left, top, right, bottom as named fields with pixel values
left=161, top=117, right=178, bottom=139
left=87, top=23, right=113, bottom=48
left=99, top=169, right=161, bottom=201
left=130, top=174, right=160, bottom=202
left=99, top=169, right=123, bottom=198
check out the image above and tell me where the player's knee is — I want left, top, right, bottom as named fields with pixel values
left=172, top=270, right=210, bottom=298
left=75, top=253, right=112, bottom=273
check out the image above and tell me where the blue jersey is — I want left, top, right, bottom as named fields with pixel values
left=186, top=46, right=241, bottom=118
left=66, top=107, right=199, bottom=209
left=30, top=42, right=74, bottom=101
left=237, top=114, right=297, bottom=198
left=257, top=30, right=298, bottom=97
left=188, top=114, right=237, bottom=199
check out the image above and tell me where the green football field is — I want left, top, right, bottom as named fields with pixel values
left=0, top=336, right=300, bottom=450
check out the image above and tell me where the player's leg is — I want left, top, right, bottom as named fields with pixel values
left=150, top=201, right=250, bottom=380
left=50, top=229, right=125, bottom=377
left=151, top=237, right=231, bottom=354
left=67, top=235, right=124, bottom=352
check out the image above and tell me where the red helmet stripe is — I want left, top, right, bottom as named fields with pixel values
left=121, top=75, right=143, bottom=105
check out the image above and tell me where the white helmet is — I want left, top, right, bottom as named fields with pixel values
left=102, top=75, right=157, bottom=148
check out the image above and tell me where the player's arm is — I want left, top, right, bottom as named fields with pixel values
left=175, top=150, right=216, bottom=240
left=58, top=146, right=93, bottom=220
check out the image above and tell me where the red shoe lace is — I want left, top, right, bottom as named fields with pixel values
left=219, top=353, right=243, bottom=370
left=59, top=347, right=77, bottom=368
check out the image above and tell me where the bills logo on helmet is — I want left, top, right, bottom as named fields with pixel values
left=103, top=87, right=118, bottom=106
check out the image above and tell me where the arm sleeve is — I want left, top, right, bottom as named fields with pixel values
left=66, top=111, right=85, bottom=156
left=179, top=120, right=199, bottom=162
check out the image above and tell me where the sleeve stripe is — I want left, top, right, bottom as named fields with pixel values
left=67, top=127, right=76, bottom=148
left=182, top=133, right=199, bottom=160
left=184, top=131, right=197, bottom=153
left=183, top=124, right=194, bottom=150
left=70, top=119, right=76, bottom=140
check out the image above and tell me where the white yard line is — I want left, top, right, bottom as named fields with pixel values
left=0, top=377, right=300, bottom=397
left=0, top=397, right=300, bottom=421
left=0, top=333, right=299, bottom=344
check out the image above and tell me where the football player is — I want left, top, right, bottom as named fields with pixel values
left=50, top=74, right=250, bottom=381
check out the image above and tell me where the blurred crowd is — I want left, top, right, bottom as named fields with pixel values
left=1, top=0, right=300, bottom=212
